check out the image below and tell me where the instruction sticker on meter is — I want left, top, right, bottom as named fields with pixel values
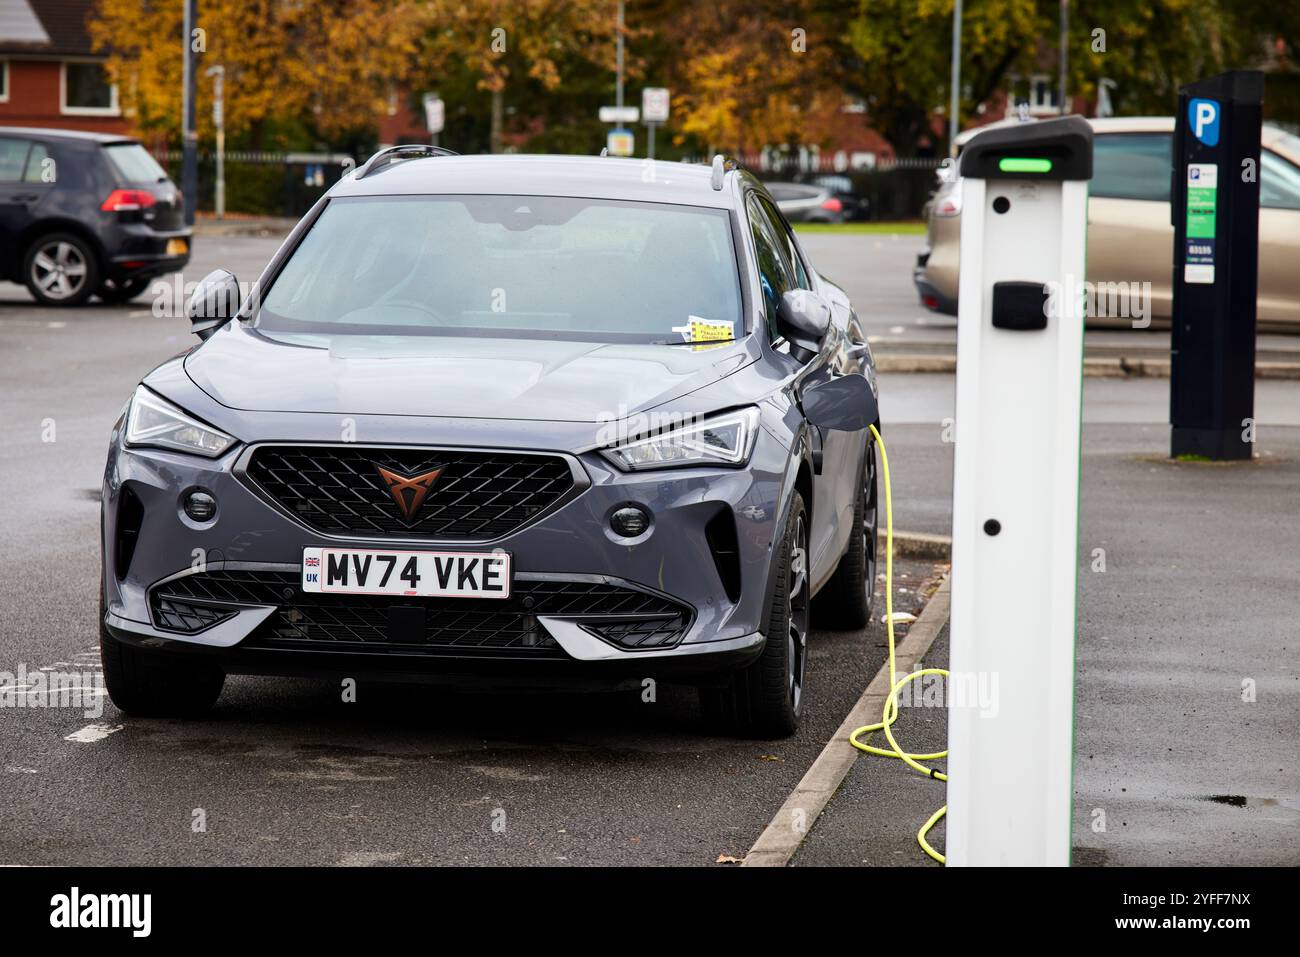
left=1185, top=163, right=1218, bottom=284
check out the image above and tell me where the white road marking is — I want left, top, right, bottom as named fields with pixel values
left=338, top=851, right=401, bottom=866
left=64, top=723, right=123, bottom=744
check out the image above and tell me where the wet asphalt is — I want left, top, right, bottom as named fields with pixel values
left=2, top=231, right=1295, bottom=866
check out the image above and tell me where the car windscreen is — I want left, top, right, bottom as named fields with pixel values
left=105, top=142, right=168, bottom=183
left=255, top=194, right=744, bottom=344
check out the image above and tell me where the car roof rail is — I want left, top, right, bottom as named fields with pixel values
left=710, top=153, right=738, bottom=190
left=353, top=144, right=458, bottom=180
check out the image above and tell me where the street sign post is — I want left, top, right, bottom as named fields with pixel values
left=423, top=93, right=445, bottom=147
left=1169, top=71, right=1264, bottom=461
left=206, top=64, right=225, bottom=220
left=180, top=0, right=198, bottom=226
left=606, top=128, right=634, bottom=157
left=946, top=116, right=1093, bottom=866
left=599, top=105, right=639, bottom=124
left=642, top=87, right=669, bottom=160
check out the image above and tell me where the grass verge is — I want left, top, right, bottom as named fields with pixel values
left=793, top=221, right=927, bottom=235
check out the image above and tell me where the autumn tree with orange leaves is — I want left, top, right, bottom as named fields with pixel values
left=648, top=0, right=844, bottom=157
left=414, top=0, right=622, bottom=153
left=90, top=0, right=428, bottom=147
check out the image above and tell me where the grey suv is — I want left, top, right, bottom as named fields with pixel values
left=99, top=147, right=880, bottom=737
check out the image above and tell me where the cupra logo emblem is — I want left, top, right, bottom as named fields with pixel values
left=375, top=464, right=443, bottom=522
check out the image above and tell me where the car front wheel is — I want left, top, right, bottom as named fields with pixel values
left=100, top=597, right=225, bottom=718
left=701, top=491, right=809, bottom=738
left=814, top=443, right=878, bottom=629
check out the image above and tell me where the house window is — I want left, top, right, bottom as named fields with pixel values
left=0, top=60, right=9, bottom=103
left=62, top=61, right=119, bottom=115
left=1008, top=73, right=1059, bottom=116
left=1028, top=74, right=1058, bottom=114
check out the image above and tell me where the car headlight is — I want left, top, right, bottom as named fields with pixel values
left=124, top=386, right=236, bottom=457
left=601, top=408, right=760, bottom=471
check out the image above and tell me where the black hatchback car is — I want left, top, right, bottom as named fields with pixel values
left=0, top=127, right=191, bottom=305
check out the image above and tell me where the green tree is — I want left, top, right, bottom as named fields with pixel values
left=840, top=0, right=1040, bottom=157
left=413, top=0, right=621, bottom=153
left=841, top=0, right=1300, bottom=156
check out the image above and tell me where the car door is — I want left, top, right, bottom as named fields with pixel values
left=747, top=192, right=853, bottom=589
left=0, top=135, right=37, bottom=279
left=1087, top=131, right=1175, bottom=323
left=1257, top=148, right=1300, bottom=328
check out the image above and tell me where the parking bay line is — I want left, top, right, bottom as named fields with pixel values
left=742, top=574, right=951, bottom=867
left=64, top=723, right=122, bottom=744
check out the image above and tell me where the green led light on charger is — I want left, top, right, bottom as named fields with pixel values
left=998, top=157, right=1053, bottom=173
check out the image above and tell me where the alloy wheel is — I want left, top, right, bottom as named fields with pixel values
left=787, top=513, right=811, bottom=714
left=30, top=240, right=89, bottom=301
left=862, top=449, right=879, bottom=607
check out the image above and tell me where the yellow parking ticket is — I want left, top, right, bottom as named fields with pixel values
left=673, top=316, right=734, bottom=344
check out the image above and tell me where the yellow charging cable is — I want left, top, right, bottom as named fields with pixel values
left=849, top=424, right=950, bottom=864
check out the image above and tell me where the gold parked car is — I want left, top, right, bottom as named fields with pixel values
left=914, top=117, right=1300, bottom=330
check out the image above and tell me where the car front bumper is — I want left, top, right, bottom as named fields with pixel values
left=101, top=414, right=791, bottom=682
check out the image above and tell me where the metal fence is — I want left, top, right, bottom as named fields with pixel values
left=689, top=150, right=945, bottom=220
left=149, top=147, right=944, bottom=221
left=150, top=149, right=355, bottom=218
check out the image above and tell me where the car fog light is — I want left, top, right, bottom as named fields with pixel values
left=184, top=490, right=217, bottom=522
left=610, top=505, right=651, bottom=537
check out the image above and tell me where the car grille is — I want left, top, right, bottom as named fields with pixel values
left=149, top=570, right=692, bottom=655
left=241, top=445, right=578, bottom=541
left=153, top=595, right=236, bottom=633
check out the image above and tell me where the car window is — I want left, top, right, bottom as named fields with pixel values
left=758, top=196, right=811, bottom=290
left=257, top=194, right=743, bottom=344
left=1092, top=133, right=1171, bottom=202
left=1261, top=149, right=1300, bottom=210
left=105, top=142, right=167, bottom=183
left=746, top=192, right=795, bottom=342
left=0, top=137, right=30, bottom=183
left=23, top=143, right=50, bottom=184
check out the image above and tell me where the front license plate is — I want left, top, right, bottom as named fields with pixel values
left=301, top=547, right=510, bottom=599
left=166, top=238, right=189, bottom=256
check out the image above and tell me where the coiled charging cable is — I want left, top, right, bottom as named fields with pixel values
left=849, top=424, right=949, bottom=864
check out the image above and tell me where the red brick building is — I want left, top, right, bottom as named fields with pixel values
left=0, top=0, right=127, bottom=134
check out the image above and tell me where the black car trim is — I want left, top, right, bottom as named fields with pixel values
left=232, top=441, right=591, bottom=547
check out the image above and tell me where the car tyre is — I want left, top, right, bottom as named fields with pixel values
left=98, top=276, right=152, bottom=304
left=814, top=443, right=878, bottom=629
left=701, top=491, right=809, bottom=739
left=24, top=232, right=100, bottom=306
left=99, top=595, right=225, bottom=718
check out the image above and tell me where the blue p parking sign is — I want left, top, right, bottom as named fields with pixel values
left=1189, top=98, right=1220, bottom=146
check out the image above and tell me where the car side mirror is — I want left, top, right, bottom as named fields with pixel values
left=186, top=269, right=241, bottom=340
left=777, top=289, right=831, bottom=359
left=802, top=373, right=879, bottom=433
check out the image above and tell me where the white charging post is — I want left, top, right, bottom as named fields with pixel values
left=945, top=117, right=1094, bottom=866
